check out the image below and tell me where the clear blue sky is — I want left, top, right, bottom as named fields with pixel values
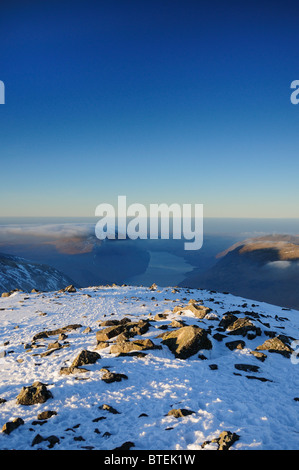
left=0, top=0, right=299, bottom=218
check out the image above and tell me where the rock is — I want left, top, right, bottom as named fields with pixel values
left=202, top=430, right=240, bottom=450
left=60, top=349, right=100, bottom=375
left=171, top=319, right=186, bottom=328
left=250, top=350, right=267, bottom=361
left=83, top=326, right=92, bottom=333
left=1, top=292, right=11, bottom=298
left=101, top=371, right=128, bottom=383
left=32, top=324, right=82, bottom=341
left=213, top=333, right=227, bottom=342
left=113, top=441, right=135, bottom=450
left=2, top=417, right=24, bottom=434
left=149, top=283, right=157, bottom=291
left=234, top=364, right=260, bottom=373
left=245, top=375, right=272, bottom=382
left=31, top=433, right=59, bottom=448
left=96, top=324, right=128, bottom=342
left=71, top=349, right=101, bottom=368
left=256, top=335, right=293, bottom=358
left=17, top=382, right=53, bottom=405
left=225, top=340, right=246, bottom=351
left=227, top=317, right=261, bottom=337
left=99, top=404, right=120, bottom=414
left=167, top=408, right=195, bottom=418
left=110, top=339, right=156, bottom=355
left=154, top=313, right=168, bottom=321
left=215, top=431, right=240, bottom=450
left=37, top=410, right=57, bottom=420
left=162, top=325, right=212, bottom=359
left=219, top=313, right=238, bottom=330
left=64, top=285, right=76, bottom=293
left=173, top=303, right=212, bottom=319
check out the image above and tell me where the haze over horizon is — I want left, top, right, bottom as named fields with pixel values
left=1, top=0, right=299, bottom=219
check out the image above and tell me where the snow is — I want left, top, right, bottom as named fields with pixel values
left=0, top=284, right=299, bottom=450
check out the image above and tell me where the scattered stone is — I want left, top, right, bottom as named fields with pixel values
left=71, top=349, right=101, bottom=368
left=202, top=430, right=240, bottom=450
left=0, top=398, right=7, bottom=405
left=31, top=433, right=60, bottom=448
left=2, top=417, right=24, bottom=434
left=167, top=408, right=195, bottom=418
left=256, top=335, right=293, bottom=358
left=227, top=317, right=261, bottom=338
left=17, top=382, right=53, bottom=405
left=173, top=303, right=212, bottom=319
left=113, top=441, right=135, bottom=450
left=110, top=339, right=156, bottom=355
left=33, top=324, right=82, bottom=341
left=234, top=364, right=260, bottom=373
left=101, top=371, right=128, bottom=383
left=37, top=410, right=57, bottom=420
left=99, top=404, right=120, bottom=414
left=250, top=351, right=267, bottom=362
left=171, top=319, right=186, bottom=328
left=162, top=325, right=212, bottom=359
left=213, top=333, right=227, bottom=342
left=209, top=364, right=218, bottom=370
left=225, top=340, right=246, bottom=351
left=60, top=349, right=100, bottom=375
left=245, top=375, right=272, bottom=382
left=63, top=285, right=76, bottom=293
left=83, top=326, right=92, bottom=333
left=219, top=313, right=238, bottom=330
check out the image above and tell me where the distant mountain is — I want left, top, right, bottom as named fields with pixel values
left=0, top=252, right=77, bottom=294
left=180, top=234, right=299, bottom=310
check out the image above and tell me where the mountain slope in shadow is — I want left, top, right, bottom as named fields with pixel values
left=180, top=235, right=299, bottom=310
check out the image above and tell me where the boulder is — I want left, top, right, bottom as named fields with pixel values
left=110, top=339, right=156, bottom=355
left=2, top=417, right=24, bottom=434
left=71, top=349, right=101, bottom=368
left=256, top=335, right=293, bottom=358
left=162, top=325, right=212, bottom=359
left=17, top=382, right=53, bottom=405
left=173, top=303, right=212, bottom=319
left=227, top=317, right=261, bottom=337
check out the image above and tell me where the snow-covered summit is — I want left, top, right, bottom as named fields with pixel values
left=0, top=284, right=298, bottom=450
